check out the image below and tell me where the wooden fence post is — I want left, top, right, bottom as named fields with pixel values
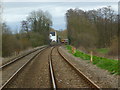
left=91, top=51, right=93, bottom=62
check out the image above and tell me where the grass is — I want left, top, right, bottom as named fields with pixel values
left=66, top=45, right=119, bottom=75
left=95, top=48, right=109, bottom=54
left=66, top=45, right=72, bottom=50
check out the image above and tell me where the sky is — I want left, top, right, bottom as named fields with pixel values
left=1, top=0, right=119, bottom=32
left=2, top=0, right=120, bottom=2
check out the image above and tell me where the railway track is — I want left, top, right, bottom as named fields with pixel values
left=49, top=46, right=56, bottom=90
left=1, top=45, right=101, bottom=89
left=1, top=46, right=47, bottom=68
left=49, top=46, right=101, bottom=89
left=1, top=46, right=47, bottom=89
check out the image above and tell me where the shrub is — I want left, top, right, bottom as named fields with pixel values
left=109, top=36, right=118, bottom=56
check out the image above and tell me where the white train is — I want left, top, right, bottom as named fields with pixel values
left=49, top=31, right=57, bottom=42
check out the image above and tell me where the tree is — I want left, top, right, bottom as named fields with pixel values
left=23, top=10, right=52, bottom=46
left=66, top=8, right=98, bottom=49
left=66, top=6, right=118, bottom=54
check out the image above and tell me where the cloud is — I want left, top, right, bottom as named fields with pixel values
left=3, top=2, right=118, bottom=31
left=3, top=14, right=28, bottom=22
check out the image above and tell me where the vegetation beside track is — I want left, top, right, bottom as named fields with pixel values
left=66, top=45, right=119, bottom=75
left=66, top=7, right=118, bottom=56
left=2, top=10, right=52, bottom=57
left=95, top=48, right=109, bottom=54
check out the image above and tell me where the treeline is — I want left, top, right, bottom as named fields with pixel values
left=66, top=6, right=118, bottom=55
left=2, top=10, right=52, bottom=57
left=56, top=29, right=68, bottom=39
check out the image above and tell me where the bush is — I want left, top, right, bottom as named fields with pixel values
left=109, top=36, right=118, bottom=56
left=30, top=32, right=44, bottom=47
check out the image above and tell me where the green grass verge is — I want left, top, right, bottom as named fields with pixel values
left=66, top=45, right=119, bottom=75
left=95, top=48, right=109, bottom=54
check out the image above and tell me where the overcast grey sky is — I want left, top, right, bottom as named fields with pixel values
left=3, top=0, right=119, bottom=2
left=2, top=1, right=118, bottom=32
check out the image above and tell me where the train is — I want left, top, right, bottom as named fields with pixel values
left=49, top=31, right=57, bottom=42
left=61, top=39, right=68, bottom=44
left=49, top=31, right=68, bottom=45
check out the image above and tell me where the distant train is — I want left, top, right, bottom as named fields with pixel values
left=61, top=39, right=69, bottom=44
left=49, top=31, right=68, bottom=45
left=49, top=31, right=57, bottom=42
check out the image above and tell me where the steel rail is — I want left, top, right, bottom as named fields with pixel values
left=49, top=47, right=57, bottom=90
left=0, top=46, right=47, bottom=69
left=0, top=47, right=46, bottom=89
left=57, top=47, right=101, bottom=90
